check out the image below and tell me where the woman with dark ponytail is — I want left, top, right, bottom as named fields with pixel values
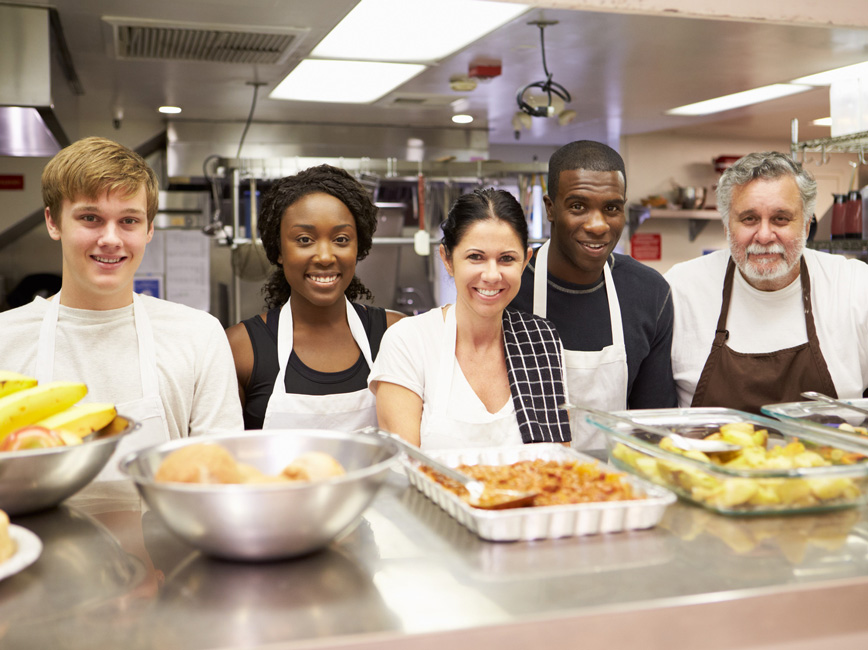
left=227, top=164, right=402, bottom=430
left=369, top=188, right=571, bottom=449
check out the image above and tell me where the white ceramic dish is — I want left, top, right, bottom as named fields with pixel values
left=403, top=443, right=675, bottom=542
left=0, top=525, right=43, bottom=581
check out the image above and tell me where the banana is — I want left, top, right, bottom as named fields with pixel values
left=0, top=382, right=88, bottom=440
left=0, top=371, right=38, bottom=399
left=36, top=403, right=117, bottom=438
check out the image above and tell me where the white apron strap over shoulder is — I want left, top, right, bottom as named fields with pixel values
left=36, top=292, right=171, bottom=481
left=531, top=242, right=628, bottom=449
left=420, top=305, right=523, bottom=450
left=261, top=297, right=377, bottom=431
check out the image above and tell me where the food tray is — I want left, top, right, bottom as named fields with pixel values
left=584, top=407, right=868, bottom=516
left=762, top=399, right=868, bottom=449
left=402, top=443, right=675, bottom=542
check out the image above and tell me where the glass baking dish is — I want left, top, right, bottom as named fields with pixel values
left=761, top=399, right=868, bottom=449
left=581, top=407, right=868, bottom=516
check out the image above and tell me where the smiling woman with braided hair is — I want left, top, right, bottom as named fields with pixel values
left=227, top=164, right=403, bottom=431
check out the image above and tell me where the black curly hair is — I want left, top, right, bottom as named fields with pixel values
left=258, top=164, right=378, bottom=309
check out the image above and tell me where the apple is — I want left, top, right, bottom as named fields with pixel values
left=0, top=426, right=66, bottom=451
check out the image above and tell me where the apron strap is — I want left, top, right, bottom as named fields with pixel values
left=271, top=297, right=373, bottom=399
left=532, top=240, right=550, bottom=317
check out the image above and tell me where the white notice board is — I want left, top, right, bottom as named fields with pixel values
left=136, top=230, right=210, bottom=312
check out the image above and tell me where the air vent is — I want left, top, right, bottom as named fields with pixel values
left=383, top=93, right=467, bottom=108
left=102, top=17, right=308, bottom=64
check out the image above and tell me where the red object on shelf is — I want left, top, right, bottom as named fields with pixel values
left=469, top=63, right=501, bottom=79
left=630, top=233, right=661, bottom=261
left=712, top=156, right=742, bottom=174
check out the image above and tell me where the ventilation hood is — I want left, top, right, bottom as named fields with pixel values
left=0, top=5, right=65, bottom=157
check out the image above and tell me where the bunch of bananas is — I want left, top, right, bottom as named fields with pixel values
left=0, top=371, right=117, bottom=451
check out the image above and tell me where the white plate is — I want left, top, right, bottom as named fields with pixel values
left=0, top=525, right=43, bottom=581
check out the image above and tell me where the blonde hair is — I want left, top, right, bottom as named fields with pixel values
left=42, top=136, right=159, bottom=224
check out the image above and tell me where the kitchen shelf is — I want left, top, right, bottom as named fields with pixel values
left=807, top=239, right=868, bottom=251
left=628, top=205, right=721, bottom=241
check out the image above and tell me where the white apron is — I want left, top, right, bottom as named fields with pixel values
left=420, top=306, right=523, bottom=450
left=533, top=240, right=628, bottom=449
left=261, top=297, right=377, bottom=431
left=36, top=292, right=170, bottom=481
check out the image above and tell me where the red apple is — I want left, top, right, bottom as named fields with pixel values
left=0, top=426, right=66, bottom=451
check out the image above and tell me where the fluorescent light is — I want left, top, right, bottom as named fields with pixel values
left=311, top=0, right=527, bottom=63
left=666, top=84, right=812, bottom=116
left=270, top=59, right=426, bottom=103
left=812, top=117, right=832, bottom=126
left=793, top=61, right=868, bottom=86
left=158, top=106, right=182, bottom=114
left=452, top=114, right=473, bottom=124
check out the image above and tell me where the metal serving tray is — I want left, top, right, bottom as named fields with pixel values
left=402, top=443, right=675, bottom=542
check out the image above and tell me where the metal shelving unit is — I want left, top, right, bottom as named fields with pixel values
left=790, top=118, right=868, bottom=164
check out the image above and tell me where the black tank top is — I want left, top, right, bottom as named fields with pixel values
left=241, top=303, right=388, bottom=430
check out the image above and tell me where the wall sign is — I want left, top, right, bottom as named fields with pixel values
left=0, top=175, right=24, bottom=190
left=630, top=233, right=661, bottom=261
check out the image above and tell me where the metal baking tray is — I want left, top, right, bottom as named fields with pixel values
left=402, top=443, right=675, bottom=542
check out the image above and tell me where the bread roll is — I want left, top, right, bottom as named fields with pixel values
left=0, top=510, right=16, bottom=563
left=155, top=444, right=243, bottom=484
left=282, top=451, right=346, bottom=482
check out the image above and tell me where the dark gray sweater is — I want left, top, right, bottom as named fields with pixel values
left=510, top=251, right=677, bottom=409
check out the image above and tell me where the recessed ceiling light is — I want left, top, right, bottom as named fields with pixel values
left=311, top=0, right=527, bottom=63
left=158, top=106, right=182, bottom=114
left=812, top=117, right=833, bottom=126
left=792, top=61, right=868, bottom=86
left=270, top=59, right=426, bottom=103
left=666, top=84, right=812, bottom=116
left=452, top=114, right=473, bottom=124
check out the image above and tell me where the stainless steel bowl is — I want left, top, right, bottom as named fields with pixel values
left=0, top=415, right=139, bottom=516
left=675, top=186, right=707, bottom=210
left=119, top=429, right=400, bottom=561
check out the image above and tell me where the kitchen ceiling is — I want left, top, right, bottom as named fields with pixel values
left=8, top=0, right=868, bottom=148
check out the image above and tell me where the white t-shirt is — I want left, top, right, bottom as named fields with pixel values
left=0, top=295, right=244, bottom=440
left=665, top=248, right=868, bottom=407
left=368, top=307, right=521, bottom=448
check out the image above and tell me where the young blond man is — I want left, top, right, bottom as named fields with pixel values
left=0, top=137, right=243, bottom=478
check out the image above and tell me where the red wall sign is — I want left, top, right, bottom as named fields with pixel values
left=0, top=175, right=24, bottom=190
left=630, top=233, right=661, bottom=261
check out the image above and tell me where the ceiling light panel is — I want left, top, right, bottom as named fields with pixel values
left=666, top=84, right=812, bottom=116
left=310, top=0, right=527, bottom=63
left=792, top=61, right=868, bottom=86
left=269, top=59, right=426, bottom=103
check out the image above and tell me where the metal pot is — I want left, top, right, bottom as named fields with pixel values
left=676, top=186, right=707, bottom=210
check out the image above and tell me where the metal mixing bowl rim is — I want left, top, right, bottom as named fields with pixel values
left=118, top=429, right=401, bottom=491
left=0, top=414, right=139, bottom=460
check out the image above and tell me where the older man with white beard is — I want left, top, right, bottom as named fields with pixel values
left=664, top=151, right=868, bottom=413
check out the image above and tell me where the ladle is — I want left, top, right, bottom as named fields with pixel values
left=801, top=391, right=868, bottom=418
left=565, top=404, right=742, bottom=453
left=363, top=428, right=537, bottom=510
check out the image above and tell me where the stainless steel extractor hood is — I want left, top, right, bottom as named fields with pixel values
left=0, top=5, right=67, bottom=157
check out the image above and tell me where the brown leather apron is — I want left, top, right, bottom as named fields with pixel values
left=691, top=257, right=837, bottom=414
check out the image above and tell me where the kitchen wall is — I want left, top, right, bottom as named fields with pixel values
left=2, top=125, right=862, bottom=312
left=620, top=131, right=860, bottom=275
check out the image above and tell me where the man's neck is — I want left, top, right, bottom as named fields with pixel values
left=57, top=286, right=135, bottom=311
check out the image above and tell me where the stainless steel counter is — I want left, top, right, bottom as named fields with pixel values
left=3, top=470, right=868, bottom=650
